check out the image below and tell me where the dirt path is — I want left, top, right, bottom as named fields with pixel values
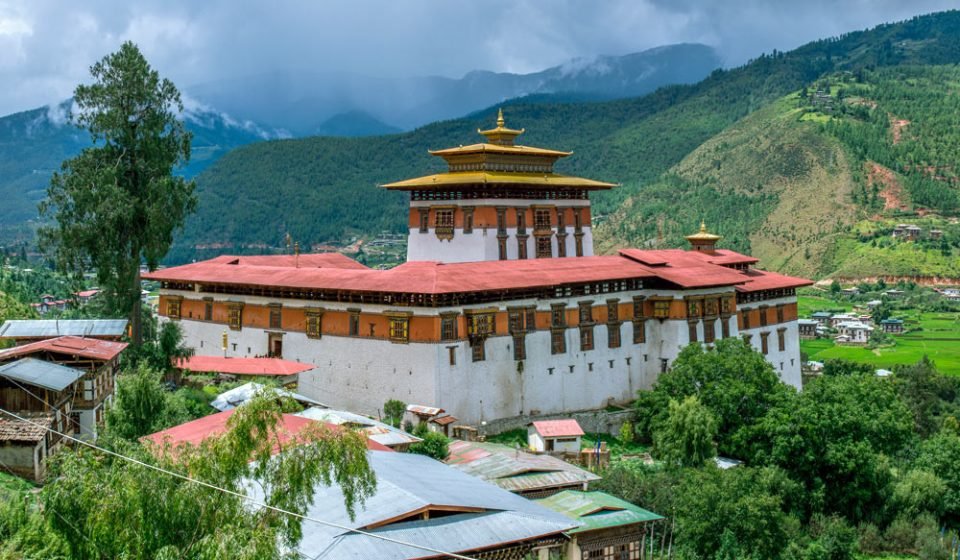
left=890, top=116, right=910, bottom=145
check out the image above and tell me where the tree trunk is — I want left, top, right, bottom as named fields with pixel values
left=131, top=265, right=142, bottom=345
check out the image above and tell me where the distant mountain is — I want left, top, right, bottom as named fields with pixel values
left=186, top=43, right=722, bottom=135
left=315, top=111, right=401, bottom=137
left=0, top=100, right=280, bottom=242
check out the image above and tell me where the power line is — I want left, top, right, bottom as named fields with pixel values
left=0, top=407, right=478, bottom=560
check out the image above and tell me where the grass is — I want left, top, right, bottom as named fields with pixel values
left=0, top=471, right=34, bottom=498
left=797, top=294, right=853, bottom=316
left=486, top=428, right=649, bottom=460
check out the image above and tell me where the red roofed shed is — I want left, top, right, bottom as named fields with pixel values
left=528, top=419, right=585, bottom=453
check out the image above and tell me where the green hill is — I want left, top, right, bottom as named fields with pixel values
left=173, top=11, right=960, bottom=268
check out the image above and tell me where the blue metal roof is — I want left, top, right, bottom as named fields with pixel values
left=0, top=319, right=128, bottom=339
left=0, top=358, right=85, bottom=392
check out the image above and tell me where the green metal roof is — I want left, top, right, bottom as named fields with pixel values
left=535, top=490, right=662, bottom=534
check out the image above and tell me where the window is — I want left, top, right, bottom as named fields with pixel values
left=418, top=208, right=429, bottom=233
left=653, top=300, right=671, bottom=319
left=632, top=296, right=646, bottom=319
left=166, top=297, right=182, bottom=320
left=204, top=298, right=213, bottom=321
left=517, top=236, right=528, bottom=259
left=348, top=309, right=360, bottom=336
left=496, top=208, right=507, bottom=235
left=516, top=208, right=527, bottom=234
left=557, top=235, right=567, bottom=257
left=721, top=317, right=730, bottom=339
left=535, top=208, right=552, bottom=230
left=778, top=328, right=786, bottom=352
left=440, top=314, right=458, bottom=341
left=305, top=309, right=323, bottom=339
left=551, top=304, right=567, bottom=327
left=578, top=302, right=594, bottom=324
left=557, top=208, right=566, bottom=231
left=687, top=299, right=701, bottom=318
left=462, top=207, right=474, bottom=234
left=498, top=238, right=507, bottom=260
left=759, top=305, right=769, bottom=327
left=574, top=209, right=583, bottom=231
left=508, top=309, right=525, bottom=334
left=721, top=297, right=732, bottom=315
left=551, top=329, right=566, bottom=354
left=434, top=208, right=455, bottom=239
left=575, top=235, right=584, bottom=257
left=580, top=326, right=594, bottom=351
left=467, top=312, right=496, bottom=337
left=742, top=333, right=753, bottom=346
left=513, top=335, right=526, bottom=360
left=525, top=308, right=537, bottom=332
left=83, top=379, right=94, bottom=401
left=71, top=412, right=81, bottom=435
left=704, top=319, right=716, bottom=343
left=608, top=323, right=621, bottom=348
left=776, top=304, right=785, bottom=324
left=471, top=341, right=485, bottom=362
left=228, top=303, right=243, bottom=330
left=388, top=315, right=410, bottom=343
left=705, top=298, right=719, bottom=317
left=269, top=304, right=282, bottom=329
left=448, top=346, right=456, bottom=366
left=660, top=359, right=669, bottom=373
left=536, top=236, right=552, bottom=258
left=760, top=332, right=770, bottom=355
left=633, top=319, right=646, bottom=344
left=688, top=321, right=698, bottom=343
left=742, top=310, right=751, bottom=330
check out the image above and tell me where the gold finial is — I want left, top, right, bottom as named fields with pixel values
left=700, top=220, right=707, bottom=233
left=478, top=108, right=524, bottom=146
left=497, top=108, right=505, bottom=128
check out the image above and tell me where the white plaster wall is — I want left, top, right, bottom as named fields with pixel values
left=406, top=226, right=594, bottom=263
left=77, top=408, right=98, bottom=441
left=737, top=297, right=803, bottom=389
left=551, top=437, right=581, bottom=453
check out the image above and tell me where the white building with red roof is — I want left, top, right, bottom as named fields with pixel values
left=528, top=419, right=585, bottom=453
left=146, top=114, right=811, bottom=425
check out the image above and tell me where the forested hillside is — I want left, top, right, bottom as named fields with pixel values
left=175, top=11, right=960, bottom=267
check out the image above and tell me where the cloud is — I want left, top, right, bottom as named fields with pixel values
left=0, top=0, right=955, bottom=116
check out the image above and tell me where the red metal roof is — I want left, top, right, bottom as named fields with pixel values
left=202, top=253, right=369, bottom=270
left=0, top=336, right=127, bottom=363
left=735, top=270, right=814, bottom=293
left=531, top=419, right=585, bottom=438
left=142, top=409, right=392, bottom=453
left=177, top=356, right=315, bottom=376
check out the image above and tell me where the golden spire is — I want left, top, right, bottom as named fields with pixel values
left=685, top=219, right=721, bottom=252
left=478, top=108, right=525, bottom=146
left=700, top=220, right=707, bottom=233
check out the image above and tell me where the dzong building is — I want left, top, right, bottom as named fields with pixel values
left=147, top=112, right=811, bottom=424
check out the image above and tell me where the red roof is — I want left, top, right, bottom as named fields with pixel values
left=531, top=419, right=585, bottom=438
left=0, top=336, right=127, bottom=363
left=735, top=269, right=814, bottom=293
left=142, top=409, right=392, bottom=453
left=177, top=356, right=315, bottom=376
left=74, top=289, right=100, bottom=298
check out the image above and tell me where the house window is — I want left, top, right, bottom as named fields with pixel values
left=526, top=308, right=537, bottom=332
left=742, top=310, right=751, bottom=330
left=632, top=296, right=646, bottom=319
left=653, top=300, right=670, bottom=319
left=721, top=317, right=730, bottom=339
left=441, top=314, right=458, bottom=341
left=517, top=237, right=528, bottom=259
left=660, top=359, right=669, bottom=373
left=557, top=209, right=566, bottom=231
left=462, top=207, right=474, bottom=234
left=551, top=329, right=566, bottom=354
left=434, top=208, right=455, bottom=239
left=269, top=304, right=282, bottom=329
left=578, top=302, right=594, bottom=324
left=471, top=341, right=486, bottom=362
left=551, top=304, right=567, bottom=327
left=418, top=208, right=429, bottom=233
left=513, top=335, right=526, bottom=361
left=166, top=297, right=182, bottom=320
left=687, top=299, right=701, bottom=318
left=498, top=237, right=507, bottom=260
left=633, top=319, right=646, bottom=344
left=778, top=328, right=786, bottom=352
left=760, top=332, right=770, bottom=355
left=204, top=299, right=213, bottom=321
left=388, top=315, right=410, bottom=343
left=776, top=304, right=785, bottom=324
left=467, top=312, right=496, bottom=337
left=496, top=208, right=507, bottom=235
left=508, top=309, right=525, bottom=334
left=534, top=208, right=552, bottom=231
left=704, top=319, right=716, bottom=343
left=448, top=346, right=456, bottom=366
left=557, top=235, right=567, bottom=257
left=228, top=303, right=243, bottom=330
left=688, top=321, right=698, bottom=343
left=721, top=297, right=732, bottom=315
left=705, top=298, right=719, bottom=317
left=580, top=326, right=594, bottom=351
left=516, top=208, right=527, bottom=234
left=536, top=236, right=552, bottom=258
left=759, top=306, right=769, bottom=327
left=742, top=333, right=753, bottom=346
left=305, top=309, right=323, bottom=339
left=348, top=309, right=360, bottom=336
left=574, top=209, right=583, bottom=231
left=575, top=235, right=584, bottom=257
left=608, top=324, right=621, bottom=348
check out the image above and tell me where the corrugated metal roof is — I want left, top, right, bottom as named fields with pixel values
left=178, top=355, right=315, bottom=376
left=273, top=451, right=576, bottom=559
left=535, top=491, right=662, bottom=534
left=406, top=404, right=443, bottom=416
left=445, top=440, right=599, bottom=493
left=210, top=382, right=324, bottom=411
left=0, top=319, right=128, bottom=339
left=296, top=407, right=421, bottom=447
left=0, top=358, right=85, bottom=392
left=0, top=336, right=127, bottom=362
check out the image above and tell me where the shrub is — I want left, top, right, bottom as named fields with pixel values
left=409, top=432, right=449, bottom=461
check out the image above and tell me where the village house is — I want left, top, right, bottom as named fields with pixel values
left=0, top=319, right=128, bottom=345
left=73, top=289, right=100, bottom=305
left=146, top=114, right=812, bottom=426
left=880, top=318, right=905, bottom=334
left=0, top=336, right=127, bottom=441
left=528, top=419, right=585, bottom=454
left=30, top=295, right=70, bottom=315
left=892, top=224, right=923, bottom=241
left=835, top=321, right=873, bottom=345
left=829, top=313, right=858, bottom=328
left=798, top=319, right=819, bottom=339
left=810, top=311, right=833, bottom=325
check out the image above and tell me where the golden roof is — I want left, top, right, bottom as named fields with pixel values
left=685, top=221, right=722, bottom=242
left=381, top=171, right=617, bottom=190
left=477, top=108, right=525, bottom=146
left=429, top=143, right=571, bottom=158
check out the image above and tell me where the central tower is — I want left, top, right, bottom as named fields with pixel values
left=382, top=110, right=615, bottom=263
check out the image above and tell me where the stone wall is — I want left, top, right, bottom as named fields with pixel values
left=481, top=408, right=636, bottom=438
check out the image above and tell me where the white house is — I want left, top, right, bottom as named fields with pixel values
left=835, top=321, right=873, bottom=345
left=528, top=419, right=585, bottom=453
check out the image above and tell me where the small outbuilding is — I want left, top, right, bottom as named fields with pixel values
left=528, top=419, right=585, bottom=453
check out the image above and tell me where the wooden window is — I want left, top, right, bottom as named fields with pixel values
left=508, top=309, right=525, bottom=334
left=462, top=207, right=474, bottom=234
left=496, top=208, right=507, bottom=235
left=166, top=297, right=182, bottom=320
left=348, top=309, right=360, bottom=336
left=575, top=235, right=584, bottom=257
left=608, top=323, right=621, bottom=348
left=440, top=314, right=458, bottom=341
left=269, top=304, right=282, bottom=329
left=580, top=325, right=594, bottom=351
left=467, top=312, right=496, bottom=337
left=776, top=304, right=785, bottom=324
left=513, top=335, right=526, bottom=361
left=742, top=310, right=751, bottom=330
left=515, top=208, right=527, bottom=234
left=418, top=208, right=429, bottom=233
left=578, top=302, right=594, bottom=324
left=704, top=319, right=716, bottom=343
left=557, top=208, right=566, bottom=231
left=721, top=317, right=730, bottom=339
left=434, top=208, right=455, bottom=240
left=551, top=328, right=566, bottom=354
left=448, top=346, right=456, bottom=366
left=778, top=328, right=786, bottom=352
left=388, top=315, right=410, bottom=343
left=632, top=296, right=646, bottom=319
left=536, top=236, right=552, bottom=258
left=525, top=307, right=537, bottom=332
left=551, top=304, right=567, bottom=327
left=204, top=298, right=213, bottom=321
left=687, top=299, right=701, bottom=318
left=705, top=298, right=719, bottom=317
left=759, top=305, right=769, bottom=327
left=688, top=321, right=698, bottom=343
left=633, top=319, right=646, bottom=344
left=498, top=238, right=507, bottom=260
left=607, top=300, right=619, bottom=322
left=471, top=341, right=486, bottom=362
left=517, top=236, right=528, bottom=260
left=760, top=332, right=770, bottom=355
left=721, top=297, right=733, bottom=315
left=557, top=235, right=567, bottom=257
left=653, top=300, right=670, bottom=319
left=305, top=310, right=323, bottom=339
left=574, top=209, right=583, bottom=231
left=227, top=303, right=243, bottom=331
left=534, top=208, right=552, bottom=231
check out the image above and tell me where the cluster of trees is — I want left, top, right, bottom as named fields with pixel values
left=602, top=339, right=960, bottom=559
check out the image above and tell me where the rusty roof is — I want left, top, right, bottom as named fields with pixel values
left=0, top=336, right=128, bottom=363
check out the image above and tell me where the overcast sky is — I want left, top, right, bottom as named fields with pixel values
left=0, top=0, right=956, bottom=116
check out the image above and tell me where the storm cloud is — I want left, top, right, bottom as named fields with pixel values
left=0, top=0, right=955, bottom=116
